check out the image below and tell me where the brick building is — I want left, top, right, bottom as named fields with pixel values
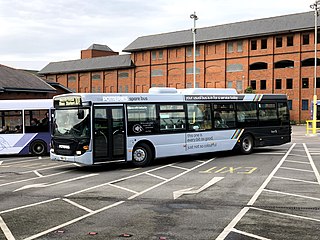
left=39, top=12, right=320, bottom=122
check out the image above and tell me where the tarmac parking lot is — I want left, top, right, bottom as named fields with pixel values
left=0, top=125, right=320, bottom=240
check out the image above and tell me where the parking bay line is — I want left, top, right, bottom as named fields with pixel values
left=0, top=215, right=15, bottom=240
left=0, top=170, right=73, bottom=187
left=232, top=228, right=271, bottom=240
left=24, top=201, right=125, bottom=240
left=263, top=189, right=320, bottom=202
left=27, top=158, right=217, bottom=239
left=216, top=143, right=296, bottom=240
left=303, top=143, right=320, bottom=185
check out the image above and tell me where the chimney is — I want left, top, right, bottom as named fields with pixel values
left=81, top=44, right=119, bottom=59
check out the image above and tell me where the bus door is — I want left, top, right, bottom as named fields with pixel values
left=93, top=106, right=125, bottom=162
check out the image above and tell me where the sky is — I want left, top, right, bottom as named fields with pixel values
left=0, top=0, right=313, bottom=70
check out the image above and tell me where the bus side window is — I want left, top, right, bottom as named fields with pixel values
left=213, top=103, right=236, bottom=129
left=0, top=110, right=23, bottom=134
left=159, top=104, right=186, bottom=132
left=25, top=110, right=49, bottom=133
left=187, top=103, right=212, bottom=131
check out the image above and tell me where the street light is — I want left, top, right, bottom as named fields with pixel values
left=310, top=1, right=320, bottom=134
left=190, top=12, right=198, bottom=88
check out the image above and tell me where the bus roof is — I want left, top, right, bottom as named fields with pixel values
left=53, top=88, right=288, bottom=105
left=0, top=99, right=53, bottom=110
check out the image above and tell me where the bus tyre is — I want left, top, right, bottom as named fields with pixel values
left=239, top=134, right=253, bottom=154
left=30, top=140, right=46, bottom=156
left=132, top=143, right=153, bottom=167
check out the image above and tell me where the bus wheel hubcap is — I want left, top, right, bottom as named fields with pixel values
left=243, top=139, right=251, bottom=151
left=134, top=149, right=145, bottom=162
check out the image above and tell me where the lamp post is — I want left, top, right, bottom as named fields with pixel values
left=310, top=1, right=320, bottom=134
left=190, top=12, right=198, bottom=88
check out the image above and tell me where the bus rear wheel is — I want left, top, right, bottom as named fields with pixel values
left=132, top=143, right=153, bottom=167
left=239, top=134, right=254, bottom=154
left=30, top=140, right=47, bottom=156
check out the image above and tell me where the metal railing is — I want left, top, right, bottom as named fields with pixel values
left=306, top=120, right=320, bottom=135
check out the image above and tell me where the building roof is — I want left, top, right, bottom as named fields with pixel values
left=39, top=54, right=133, bottom=75
left=87, top=44, right=114, bottom=52
left=123, top=11, right=316, bottom=52
left=0, top=65, right=56, bottom=93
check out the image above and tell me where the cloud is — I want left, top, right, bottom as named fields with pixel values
left=0, top=0, right=313, bottom=70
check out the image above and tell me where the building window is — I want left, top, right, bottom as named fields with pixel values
left=287, top=35, right=294, bottom=46
left=227, top=42, right=233, bottom=53
left=227, top=81, right=233, bottom=88
left=275, top=79, right=282, bottom=89
left=227, top=64, right=243, bottom=72
left=92, top=74, right=101, bottom=80
left=286, top=78, right=293, bottom=89
left=249, top=62, right=268, bottom=70
left=186, top=46, right=200, bottom=57
left=288, top=100, right=292, bottom=110
left=250, top=80, right=256, bottom=90
left=302, top=99, right=309, bottom=110
left=276, top=37, right=283, bottom=48
left=303, top=34, right=310, bottom=45
left=158, top=50, right=163, bottom=59
left=261, top=38, right=268, bottom=49
left=302, top=78, right=309, bottom=88
left=251, top=40, right=257, bottom=50
left=151, top=51, right=157, bottom=60
left=186, top=68, right=200, bottom=75
left=68, top=76, right=76, bottom=82
left=151, top=69, right=163, bottom=77
left=118, top=72, right=129, bottom=78
left=237, top=41, right=243, bottom=52
left=260, top=80, right=266, bottom=90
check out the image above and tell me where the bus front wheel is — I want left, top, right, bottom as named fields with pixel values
left=239, top=134, right=254, bottom=154
left=132, top=143, right=153, bottom=167
left=30, top=140, right=47, bottom=156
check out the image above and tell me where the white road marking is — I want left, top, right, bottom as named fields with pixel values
left=107, top=183, right=138, bottom=194
left=279, top=167, right=314, bottom=173
left=0, top=215, right=15, bottom=240
left=33, top=170, right=43, bottom=177
left=24, top=201, right=125, bottom=240
left=145, top=172, right=168, bottom=181
left=263, top=189, right=320, bottom=201
left=252, top=207, right=320, bottom=222
left=62, top=198, right=94, bottom=213
left=273, top=176, right=319, bottom=185
left=128, top=158, right=216, bottom=200
left=232, top=228, right=271, bottom=240
left=13, top=173, right=99, bottom=192
left=303, top=143, right=320, bottom=185
left=0, top=161, right=3, bottom=165
left=216, top=143, right=296, bottom=240
left=173, top=176, right=224, bottom=199
left=0, top=198, right=60, bottom=214
left=0, top=170, right=73, bottom=187
left=284, top=160, right=311, bottom=165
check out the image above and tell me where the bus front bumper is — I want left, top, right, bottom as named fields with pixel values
left=50, top=149, right=93, bottom=165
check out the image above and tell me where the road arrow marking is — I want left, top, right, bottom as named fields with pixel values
left=13, top=173, right=99, bottom=192
left=173, top=176, right=224, bottom=199
left=14, top=183, right=47, bottom=192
